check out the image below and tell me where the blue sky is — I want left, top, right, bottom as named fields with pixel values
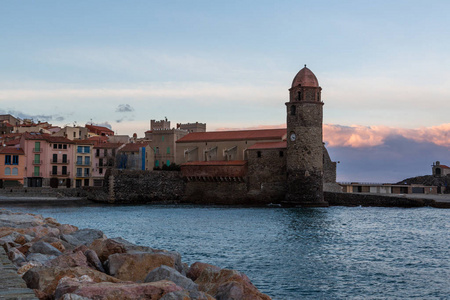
left=1, top=1, right=449, bottom=182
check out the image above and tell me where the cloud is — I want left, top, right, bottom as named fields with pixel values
left=116, top=104, right=134, bottom=112
left=0, top=109, right=65, bottom=123
left=323, top=123, right=450, bottom=148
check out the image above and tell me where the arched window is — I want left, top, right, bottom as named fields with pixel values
left=155, top=160, right=159, bottom=167
left=5, top=167, right=11, bottom=175
left=12, top=167, right=18, bottom=175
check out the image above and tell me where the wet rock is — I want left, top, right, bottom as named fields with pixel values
left=29, top=241, right=62, bottom=256
left=195, top=269, right=271, bottom=300
left=84, top=249, right=105, bottom=273
left=144, top=265, right=198, bottom=291
left=89, top=238, right=126, bottom=263
left=23, top=266, right=122, bottom=296
left=55, top=278, right=183, bottom=300
left=69, top=229, right=106, bottom=246
left=106, top=252, right=176, bottom=282
left=187, top=262, right=221, bottom=281
left=160, top=290, right=215, bottom=300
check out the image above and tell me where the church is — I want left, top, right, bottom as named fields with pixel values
left=178, top=66, right=338, bottom=206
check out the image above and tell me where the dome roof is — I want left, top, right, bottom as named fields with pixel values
left=291, top=65, right=319, bottom=88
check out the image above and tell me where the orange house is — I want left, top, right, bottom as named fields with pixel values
left=0, top=147, right=25, bottom=186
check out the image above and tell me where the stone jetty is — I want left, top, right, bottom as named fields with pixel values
left=0, top=209, right=271, bottom=300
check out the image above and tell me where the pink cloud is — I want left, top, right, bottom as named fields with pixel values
left=324, top=123, right=450, bottom=148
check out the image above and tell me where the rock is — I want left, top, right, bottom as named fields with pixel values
left=0, top=231, right=30, bottom=246
left=60, top=293, right=92, bottom=300
left=51, top=241, right=66, bottom=253
left=7, top=247, right=27, bottom=266
left=0, top=211, right=45, bottom=228
left=55, top=279, right=183, bottom=300
left=61, top=234, right=82, bottom=247
left=29, top=241, right=62, bottom=256
left=160, top=290, right=215, bottom=300
left=89, top=238, right=127, bottom=263
left=69, top=229, right=106, bottom=246
left=17, top=242, right=32, bottom=254
left=18, top=225, right=60, bottom=239
left=44, top=251, right=90, bottom=269
left=44, top=217, right=60, bottom=227
left=106, top=252, right=176, bottom=282
left=145, top=265, right=198, bottom=291
left=58, top=224, right=78, bottom=235
left=23, top=266, right=122, bottom=296
left=27, top=253, right=58, bottom=264
left=17, top=261, right=42, bottom=276
left=195, top=269, right=271, bottom=300
left=187, top=262, right=221, bottom=281
left=84, top=249, right=106, bottom=273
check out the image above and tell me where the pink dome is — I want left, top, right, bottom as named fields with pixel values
left=291, top=65, right=319, bottom=88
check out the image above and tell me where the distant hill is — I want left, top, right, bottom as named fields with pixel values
left=396, top=175, right=450, bottom=193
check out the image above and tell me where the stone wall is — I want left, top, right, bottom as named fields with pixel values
left=183, top=181, right=250, bottom=205
left=104, top=169, right=185, bottom=204
left=324, top=191, right=437, bottom=207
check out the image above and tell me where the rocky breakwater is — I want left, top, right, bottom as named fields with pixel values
left=0, top=209, right=271, bottom=300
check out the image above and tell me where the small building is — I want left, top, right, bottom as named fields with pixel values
left=73, top=140, right=95, bottom=188
left=432, top=161, right=450, bottom=177
left=92, top=143, right=125, bottom=186
left=0, top=147, right=25, bottom=187
left=340, top=182, right=438, bottom=195
left=117, top=142, right=147, bottom=170
left=146, top=128, right=188, bottom=169
left=0, top=114, right=21, bottom=126
left=85, top=124, right=114, bottom=137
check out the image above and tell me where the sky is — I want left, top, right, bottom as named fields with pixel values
left=0, top=1, right=449, bottom=182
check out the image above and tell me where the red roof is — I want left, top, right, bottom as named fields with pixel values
left=248, top=141, right=287, bottom=150
left=177, top=129, right=286, bottom=143
left=292, top=66, right=319, bottom=88
left=86, top=124, right=114, bottom=135
left=119, top=143, right=147, bottom=152
left=440, top=165, right=450, bottom=169
left=22, top=132, right=73, bottom=143
left=72, top=139, right=95, bottom=145
left=0, top=147, right=24, bottom=155
left=181, top=160, right=247, bottom=166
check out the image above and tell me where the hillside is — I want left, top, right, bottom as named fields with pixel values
left=396, top=175, right=450, bottom=193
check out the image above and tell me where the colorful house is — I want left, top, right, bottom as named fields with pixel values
left=0, top=147, right=25, bottom=187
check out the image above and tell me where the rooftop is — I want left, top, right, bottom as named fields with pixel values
left=247, top=141, right=287, bottom=150
left=177, top=128, right=286, bottom=143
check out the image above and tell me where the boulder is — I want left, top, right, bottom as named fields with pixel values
left=55, top=279, right=183, bottom=300
left=69, top=229, right=106, bottom=246
left=144, top=265, right=198, bottom=291
left=17, top=261, right=42, bottom=276
left=17, top=242, right=32, bottom=255
left=195, top=269, right=271, bottom=300
left=27, top=253, right=58, bottom=265
left=61, top=234, right=83, bottom=247
left=44, top=251, right=89, bottom=269
left=23, top=266, right=122, bottom=296
left=160, top=290, right=215, bottom=300
left=18, top=225, right=60, bottom=239
left=60, top=293, right=92, bottom=300
left=58, top=224, right=79, bottom=235
left=84, top=249, right=105, bottom=273
left=51, top=241, right=66, bottom=253
left=89, top=238, right=127, bottom=263
left=187, top=262, right=221, bottom=281
left=0, top=211, right=45, bottom=228
left=7, top=247, right=27, bottom=266
left=106, top=252, right=176, bottom=282
left=29, top=241, right=62, bottom=256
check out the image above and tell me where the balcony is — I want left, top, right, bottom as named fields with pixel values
left=49, top=171, right=70, bottom=177
left=32, top=160, right=42, bottom=165
left=52, top=159, right=70, bottom=164
left=76, top=161, right=92, bottom=166
left=33, top=148, right=42, bottom=153
left=76, top=173, right=90, bottom=178
left=32, top=172, right=42, bottom=177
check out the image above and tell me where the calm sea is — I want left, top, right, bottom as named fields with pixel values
left=3, top=204, right=449, bottom=300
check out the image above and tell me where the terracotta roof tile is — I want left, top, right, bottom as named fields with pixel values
left=119, top=143, right=147, bottom=152
left=177, top=129, right=286, bottom=143
left=440, top=165, right=450, bottom=169
left=247, top=141, right=287, bottom=150
left=0, top=147, right=24, bottom=155
left=23, top=132, right=73, bottom=143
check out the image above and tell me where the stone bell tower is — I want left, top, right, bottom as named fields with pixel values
left=285, top=65, right=328, bottom=206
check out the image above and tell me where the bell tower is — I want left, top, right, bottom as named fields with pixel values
left=285, top=65, right=328, bottom=206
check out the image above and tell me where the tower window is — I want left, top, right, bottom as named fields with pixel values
left=257, top=151, right=262, bottom=158
left=279, top=151, right=284, bottom=157
left=290, top=105, right=296, bottom=116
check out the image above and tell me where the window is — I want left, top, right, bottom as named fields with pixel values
left=53, top=154, right=58, bottom=163
left=166, top=160, right=170, bottom=166
left=104, top=149, right=107, bottom=156
left=155, top=160, right=159, bottom=167
left=12, top=167, right=18, bottom=175
left=96, top=149, right=100, bottom=156
left=52, top=166, right=58, bottom=175
left=76, top=179, right=82, bottom=188
left=290, top=105, right=296, bottom=116
left=77, top=146, right=83, bottom=153
left=5, top=167, right=11, bottom=175
left=53, top=144, right=57, bottom=149
left=63, top=144, right=67, bottom=149
left=35, top=142, right=40, bottom=151
left=58, top=144, right=62, bottom=149
left=84, top=146, right=90, bottom=153
left=34, top=166, right=40, bottom=177
left=12, top=155, right=18, bottom=165
left=99, top=159, right=103, bottom=167
left=73, top=132, right=76, bottom=137
left=76, top=168, right=82, bottom=177
left=257, top=151, right=262, bottom=158
left=167, top=147, right=170, bottom=154
left=99, top=168, right=103, bottom=174
left=4, top=155, right=11, bottom=165
left=155, top=147, right=159, bottom=154
left=162, top=136, right=164, bottom=142
left=62, top=166, right=67, bottom=175
left=84, top=156, right=90, bottom=165
left=62, top=154, right=67, bottom=163
left=77, top=156, right=82, bottom=165
left=84, top=179, right=89, bottom=186
left=279, top=151, right=284, bottom=157
left=84, top=168, right=90, bottom=177
left=34, top=154, right=40, bottom=164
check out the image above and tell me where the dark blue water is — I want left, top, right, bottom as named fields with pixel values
left=3, top=204, right=449, bottom=299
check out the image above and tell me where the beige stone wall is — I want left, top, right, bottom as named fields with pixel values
left=146, top=129, right=188, bottom=168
